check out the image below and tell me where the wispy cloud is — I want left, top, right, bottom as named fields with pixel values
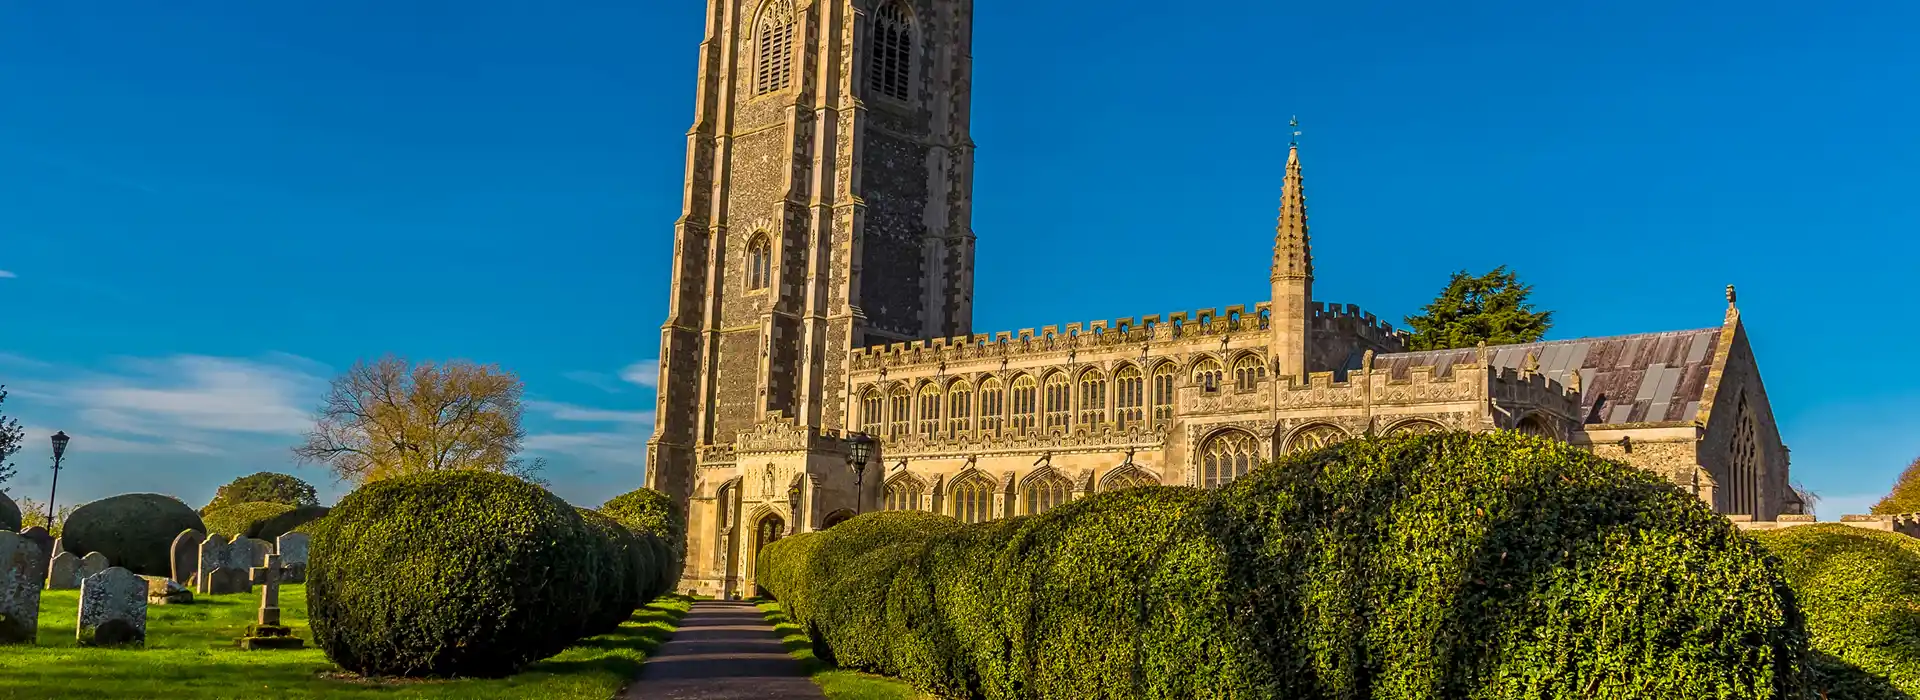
left=65, top=355, right=324, bottom=436
left=0, top=270, right=15, bottom=279
left=562, top=370, right=625, bottom=394
left=619, top=359, right=660, bottom=389
left=525, top=429, right=649, bottom=465
left=528, top=400, right=654, bottom=424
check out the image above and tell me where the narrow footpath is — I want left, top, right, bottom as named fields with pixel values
left=623, top=600, right=827, bottom=699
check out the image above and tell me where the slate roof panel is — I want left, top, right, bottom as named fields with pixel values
left=1374, top=327, right=1723, bottom=426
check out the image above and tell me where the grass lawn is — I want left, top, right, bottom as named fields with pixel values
left=756, top=602, right=926, bottom=700
left=0, top=585, right=690, bottom=700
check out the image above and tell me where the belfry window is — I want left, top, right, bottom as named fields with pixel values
left=755, top=0, right=797, bottom=96
left=747, top=234, right=772, bottom=290
left=868, top=1, right=913, bottom=101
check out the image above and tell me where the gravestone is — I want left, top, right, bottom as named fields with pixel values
left=169, top=529, right=203, bottom=584
left=45, top=552, right=80, bottom=590
left=78, top=552, right=110, bottom=581
left=196, top=534, right=229, bottom=594
left=275, top=533, right=309, bottom=584
left=206, top=567, right=249, bottom=595
left=245, top=539, right=273, bottom=584
left=141, top=575, right=193, bottom=605
left=235, top=554, right=303, bottom=650
left=17, top=527, right=53, bottom=565
left=49, top=538, right=65, bottom=560
left=1, top=531, right=49, bottom=644
left=77, top=567, right=146, bottom=647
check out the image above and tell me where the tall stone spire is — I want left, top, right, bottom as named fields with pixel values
left=1269, top=118, right=1314, bottom=381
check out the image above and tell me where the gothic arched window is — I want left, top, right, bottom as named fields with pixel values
left=1192, top=358, right=1223, bottom=393
left=947, top=380, right=972, bottom=436
left=1201, top=430, right=1257, bottom=489
left=1103, top=466, right=1158, bottom=491
left=1114, top=365, right=1144, bottom=429
left=1232, top=354, right=1265, bottom=391
left=859, top=387, right=884, bottom=436
left=1287, top=424, right=1347, bottom=454
left=747, top=233, right=772, bottom=290
left=754, top=0, right=797, bottom=96
left=1730, top=395, right=1763, bottom=515
left=978, top=377, right=1005, bottom=435
left=917, top=383, right=942, bottom=438
left=1024, top=470, right=1073, bottom=516
left=888, top=385, right=912, bottom=438
left=1010, top=375, right=1037, bottom=435
left=951, top=473, right=995, bottom=524
left=1150, top=363, right=1176, bottom=427
left=868, top=1, right=913, bottom=101
left=1077, top=369, right=1107, bottom=428
left=1043, top=373, right=1072, bottom=435
left=885, top=475, right=924, bottom=512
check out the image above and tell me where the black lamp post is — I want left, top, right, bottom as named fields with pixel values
left=786, top=482, right=802, bottom=535
left=846, top=432, right=874, bottom=514
left=47, top=431, right=71, bottom=524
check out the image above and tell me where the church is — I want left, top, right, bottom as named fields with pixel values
left=643, top=0, right=1800, bottom=598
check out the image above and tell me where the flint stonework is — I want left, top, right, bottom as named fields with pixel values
left=1, top=531, right=49, bottom=644
left=77, top=567, right=147, bottom=647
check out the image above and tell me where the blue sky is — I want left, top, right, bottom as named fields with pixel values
left=1, top=1, right=1916, bottom=516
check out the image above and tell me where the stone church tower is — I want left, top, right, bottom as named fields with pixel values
left=647, top=0, right=977, bottom=505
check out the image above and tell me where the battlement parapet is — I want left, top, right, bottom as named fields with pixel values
left=1309, top=301, right=1408, bottom=348
left=850, top=300, right=1278, bottom=371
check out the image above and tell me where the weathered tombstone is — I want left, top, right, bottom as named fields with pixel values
left=235, top=554, right=303, bottom=650
left=141, top=575, right=193, bottom=605
left=45, top=552, right=80, bottom=590
left=1, top=531, right=49, bottom=644
left=247, top=539, right=272, bottom=567
left=77, top=566, right=146, bottom=647
left=169, top=529, right=203, bottom=584
left=275, top=533, right=309, bottom=584
left=207, top=567, right=249, bottom=595
left=18, top=527, right=53, bottom=565
left=49, top=538, right=65, bottom=560
left=195, top=534, right=229, bottom=594
left=78, top=552, right=110, bottom=581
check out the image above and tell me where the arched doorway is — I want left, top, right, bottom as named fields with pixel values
left=750, top=512, right=785, bottom=597
left=821, top=509, right=855, bottom=529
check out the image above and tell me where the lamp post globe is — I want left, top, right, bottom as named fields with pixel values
left=47, top=431, right=72, bottom=525
left=846, top=432, right=874, bottom=513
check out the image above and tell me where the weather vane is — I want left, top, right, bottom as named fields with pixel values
left=1290, top=116, right=1301, bottom=146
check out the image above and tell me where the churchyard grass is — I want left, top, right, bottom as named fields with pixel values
left=757, top=601, right=926, bottom=700
left=0, top=586, right=692, bottom=700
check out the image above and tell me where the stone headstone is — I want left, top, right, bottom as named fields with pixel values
left=195, top=534, right=229, bottom=594
left=226, top=536, right=257, bottom=572
left=276, top=533, right=309, bottom=584
left=1, top=531, right=50, bottom=644
left=169, top=529, right=203, bottom=584
left=140, top=575, right=193, bottom=605
left=45, top=552, right=80, bottom=590
left=49, top=538, right=65, bottom=560
left=78, top=552, right=110, bottom=581
left=206, top=566, right=250, bottom=595
left=77, top=566, right=146, bottom=646
left=247, top=539, right=273, bottom=568
left=17, top=527, right=53, bottom=565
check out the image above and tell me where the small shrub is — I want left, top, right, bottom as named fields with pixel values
left=1751, top=524, right=1920, bottom=698
left=62, top=493, right=206, bottom=576
left=200, top=501, right=295, bottom=539
left=307, top=471, right=601, bottom=677
left=577, top=508, right=644, bottom=635
left=600, top=488, right=686, bottom=593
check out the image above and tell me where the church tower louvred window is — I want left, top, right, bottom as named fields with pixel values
left=755, top=0, right=797, bottom=96
left=868, top=1, right=913, bottom=101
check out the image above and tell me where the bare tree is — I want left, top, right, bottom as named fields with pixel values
left=294, top=356, right=529, bottom=484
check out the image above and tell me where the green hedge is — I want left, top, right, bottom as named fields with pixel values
left=577, top=508, right=643, bottom=635
left=201, top=501, right=295, bottom=539
left=759, top=433, right=1816, bottom=700
left=600, top=488, right=686, bottom=596
left=1751, top=524, right=1920, bottom=699
left=307, top=471, right=601, bottom=677
left=62, top=493, right=206, bottom=576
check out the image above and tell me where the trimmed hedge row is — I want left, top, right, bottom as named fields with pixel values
left=201, top=501, right=295, bottom=538
left=63, top=493, right=206, bottom=577
left=760, top=432, right=1816, bottom=700
left=601, top=488, right=686, bottom=597
left=1750, top=524, right=1920, bottom=699
left=308, top=471, right=672, bottom=678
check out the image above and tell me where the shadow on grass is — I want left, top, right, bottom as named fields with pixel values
left=757, top=602, right=927, bottom=699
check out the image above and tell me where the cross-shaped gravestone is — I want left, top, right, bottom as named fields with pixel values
left=235, top=554, right=303, bottom=650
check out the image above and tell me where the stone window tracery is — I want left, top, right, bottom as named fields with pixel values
left=1077, top=369, right=1107, bottom=428
left=1731, top=395, right=1762, bottom=515
left=951, top=473, right=995, bottom=524
left=867, top=1, right=913, bottom=101
left=1010, top=375, right=1037, bottom=435
left=885, top=475, right=924, bottom=511
left=1232, top=354, right=1265, bottom=391
left=1043, top=373, right=1072, bottom=435
left=1024, top=470, right=1073, bottom=516
left=1115, top=365, right=1144, bottom=429
left=859, top=387, right=883, bottom=436
left=888, top=385, right=911, bottom=438
left=754, top=0, right=797, bottom=96
left=979, top=377, right=1005, bottom=435
left=1150, top=363, right=1176, bottom=427
left=917, top=383, right=942, bottom=438
left=947, top=380, right=972, bottom=436
left=1193, top=358, right=1223, bottom=393
left=1103, top=466, right=1158, bottom=491
left=1287, top=424, right=1347, bottom=454
left=1385, top=419, right=1444, bottom=436
left=746, top=233, right=773, bottom=290
left=1201, top=430, right=1256, bottom=488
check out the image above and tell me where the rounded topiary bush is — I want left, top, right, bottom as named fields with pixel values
left=62, top=493, right=206, bottom=576
left=1751, top=524, right=1920, bottom=699
left=600, top=488, right=686, bottom=592
left=254, top=505, right=329, bottom=541
left=308, top=471, right=602, bottom=678
left=201, top=501, right=295, bottom=539
left=0, top=490, right=19, bottom=532
left=577, top=508, right=644, bottom=635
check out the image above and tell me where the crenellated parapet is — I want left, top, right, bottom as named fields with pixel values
left=848, top=301, right=1277, bottom=371
left=1309, top=301, right=1409, bottom=352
